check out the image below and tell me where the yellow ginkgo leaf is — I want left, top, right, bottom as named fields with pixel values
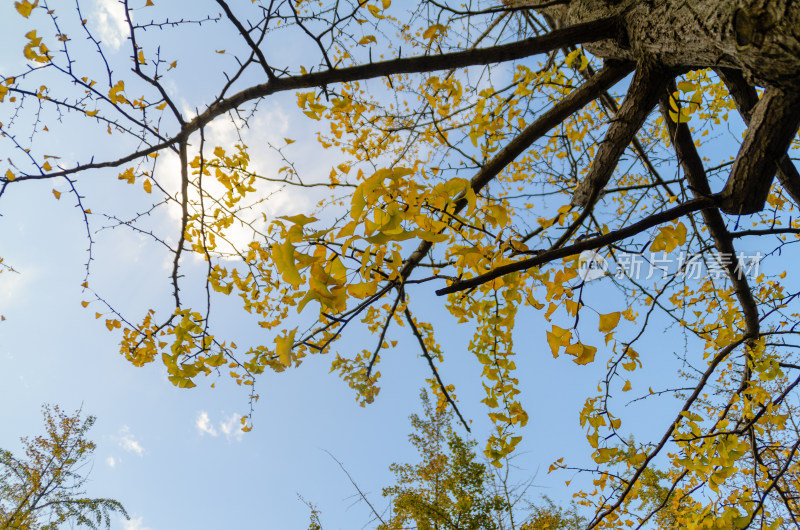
left=15, top=0, right=38, bottom=18
left=347, top=282, right=377, bottom=299
left=422, top=24, right=445, bottom=40
left=52, top=189, right=61, bottom=199
left=279, top=214, right=317, bottom=226
left=565, top=342, right=597, bottom=365
left=275, top=328, right=297, bottom=367
left=118, top=168, right=135, bottom=184
left=366, top=4, right=384, bottom=18
left=674, top=222, right=687, bottom=245
left=622, top=380, right=632, bottom=392
left=143, top=179, right=152, bottom=193
left=108, top=80, right=126, bottom=104
left=546, top=325, right=571, bottom=358
left=598, top=312, right=620, bottom=333
left=565, top=49, right=582, bottom=68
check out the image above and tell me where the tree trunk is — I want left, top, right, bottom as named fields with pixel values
left=530, top=0, right=800, bottom=89
left=513, top=0, right=800, bottom=214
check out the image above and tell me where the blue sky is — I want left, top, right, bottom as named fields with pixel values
left=0, top=1, right=765, bottom=528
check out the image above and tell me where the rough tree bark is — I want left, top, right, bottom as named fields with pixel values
left=516, top=0, right=800, bottom=215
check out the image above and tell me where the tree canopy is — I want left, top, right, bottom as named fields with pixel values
left=2, top=0, right=800, bottom=527
left=0, top=405, right=128, bottom=529
left=309, top=390, right=587, bottom=530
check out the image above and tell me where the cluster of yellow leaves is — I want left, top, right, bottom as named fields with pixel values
left=442, top=274, right=528, bottom=466
left=108, top=81, right=128, bottom=105
left=0, top=77, right=16, bottom=103
left=119, top=309, right=162, bottom=368
left=359, top=0, right=391, bottom=20
left=422, top=24, right=446, bottom=41
left=183, top=145, right=258, bottom=254
left=117, top=167, right=135, bottom=184
left=297, top=91, right=328, bottom=120
left=659, top=343, right=792, bottom=527
left=650, top=221, right=687, bottom=253
left=667, top=81, right=703, bottom=123
left=23, top=30, right=51, bottom=63
left=565, top=48, right=589, bottom=71
left=330, top=349, right=383, bottom=407
left=469, top=88, right=510, bottom=151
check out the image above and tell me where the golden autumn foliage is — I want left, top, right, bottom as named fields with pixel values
left=2, top=0, right=800, bottom=527
left=0, top=405, right=128, bottom=529
left=306, top=390, right=588, bottom=530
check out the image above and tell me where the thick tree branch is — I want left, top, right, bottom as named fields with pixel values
left=521, top=9, right=677, bottom=200
left=658, top=85, right=760, bottom=339
left=189, top=16, right=622, bottom=133
left=717, top=67, right=800, bottom=209
left=571, top=60, right=674, bottom=208
left=16, top=18, right=622, bottom=183
left=436, top=196, right=715, bottom=296
left=720, top=86, right=800, bottom=214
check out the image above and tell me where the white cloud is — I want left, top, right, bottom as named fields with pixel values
left=220, top=412, right=244, bottom=442
left=118, top=426, right=144, bottom=456
left=94, top=0, right=128, bottom=51
left=106, top=456, right=116, bottom=468
left=195, top=411, right=218, bottom=437
left=0, top=267, right=34, bottom=310
left=122, top=515, right=151, bottom=530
